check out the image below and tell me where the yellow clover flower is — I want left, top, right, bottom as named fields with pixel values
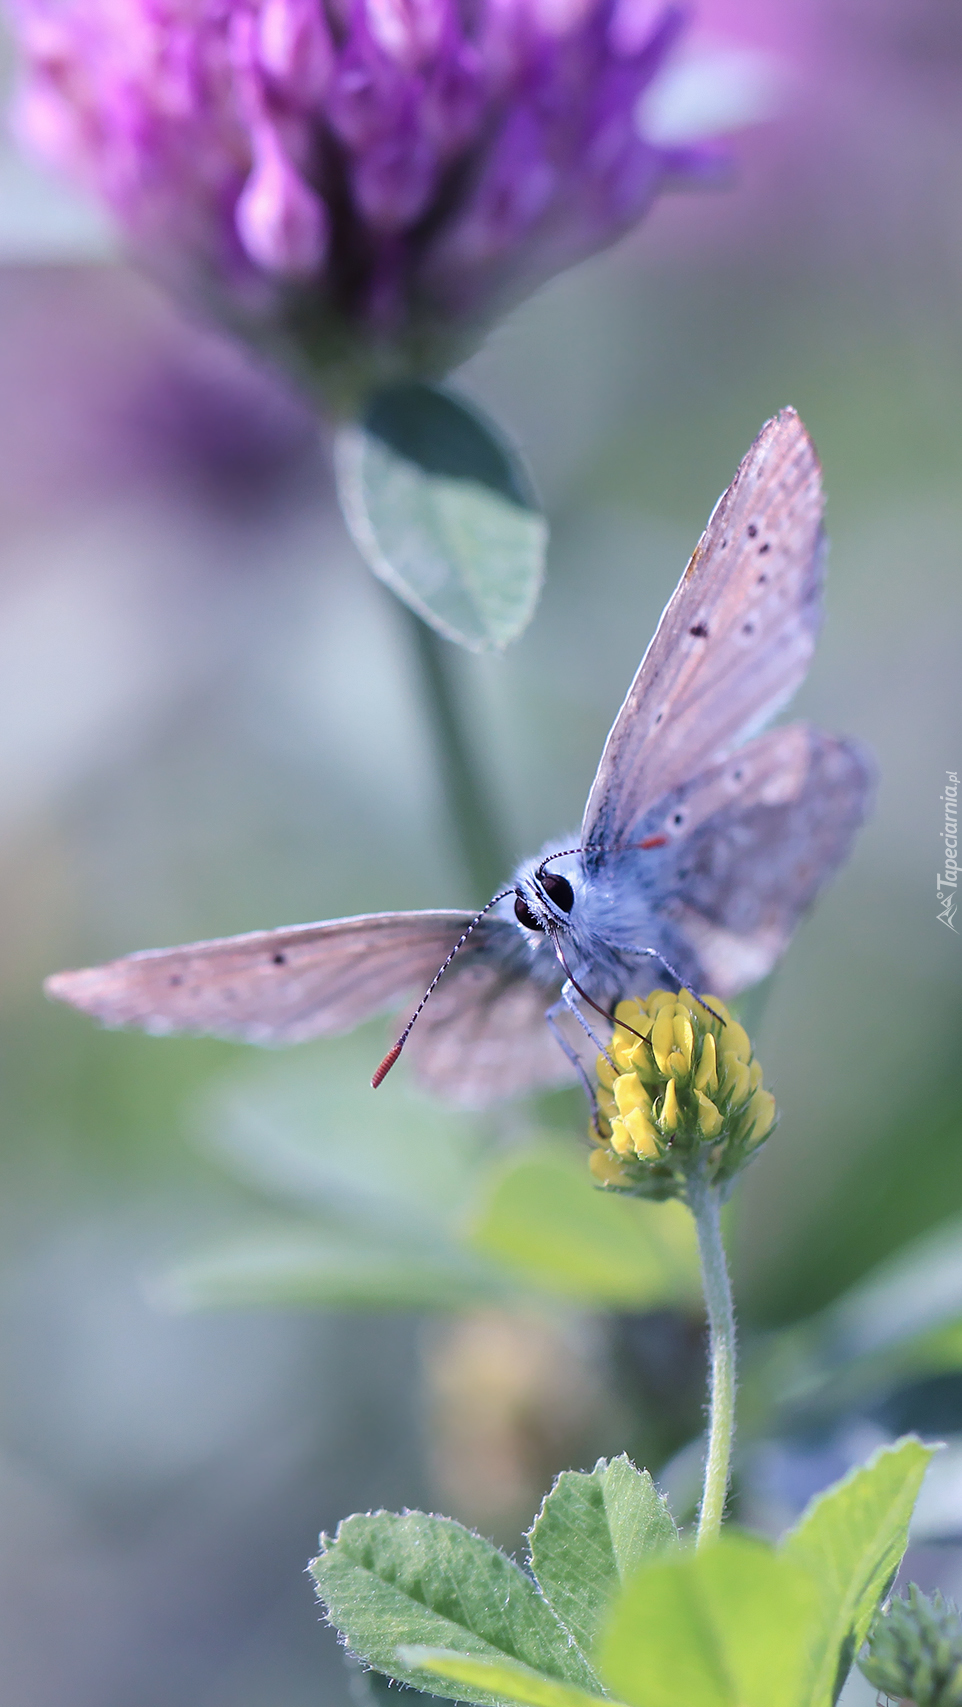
left=590, top=989, right=777, bottom=1199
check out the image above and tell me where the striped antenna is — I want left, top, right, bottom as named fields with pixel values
left=371, top=889, right=514, bottom=1089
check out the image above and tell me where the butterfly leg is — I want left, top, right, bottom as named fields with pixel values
left=544, top=996, right=600, bottom=1115
left=620, top=946, right=723, bottom=1026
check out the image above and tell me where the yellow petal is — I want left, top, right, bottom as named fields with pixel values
left=612, top=1035, right=637, bottom=1072
left=609, top=1116, right=635, bottom=1156
left=646, top=988, right=677, bottom=1015
left=651, top=1004, right=676, bottom=1073
left=629, top=1040, right=661, bottom=1084
left=614, top=998, right=645, bottom=1029
left=749, top=1058, right=764, bottom=1090
left=672, top=1011, right=695, bottom=1070
left=590, top=1148, right=630, bottom=1186
left=624, top=1104, right=660, bottom=1158
left=722, top=1018, right=751, bottom=1063
left=695, top=1090, right=723, bottom=1138
left=694, top=1032, right=718, bottom=1093
left=666, top=1049, right=689, bottom=1078
left=702, top=994, right=731, bottom=1024
left=596, top=1053, right=617, bottom=1090
left=660, top=1078, right=680, bottom=1131
left=745, top=1088, right=776, bottom=1142
left=614, top=1074, right=652, bottom=1117
left=721, top=1053, right=751, bottom=1106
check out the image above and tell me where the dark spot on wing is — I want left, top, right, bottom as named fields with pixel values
left=732, top=768, right=743, bottom=782
left=689, top=623, right=709, bottom=639
left=654, top=711, right=664, bottom=725
left=757, top=572, right=768, bottom=584
left=169, top=974, right=183, bottom=987
left=742, top=620, right=756, bottom=636
left=747, top=523, right=758, bottom=538
left=672, top=811, right=685, bottom=826
left=272, top=951, right=287, bottom=965
left=758, top=542, right=771, bottom=555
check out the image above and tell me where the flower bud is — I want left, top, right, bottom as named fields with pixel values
left=860, top=1586, right=962, bottom=1707
left=589, top=987, right=777, bottom=1199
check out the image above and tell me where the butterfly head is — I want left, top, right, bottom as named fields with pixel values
left=512, top=848, right=581, bottom=934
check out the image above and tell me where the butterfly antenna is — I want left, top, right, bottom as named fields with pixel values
left=372, top=890, right=514, bottom=1088
left=536, top=846, right=584, bottom=873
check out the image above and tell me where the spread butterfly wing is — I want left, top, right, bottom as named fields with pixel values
left=405, top=952, right=575, bottom=1107
left=582, top=408, right=825, bottom=853
left=649, top=723, right=874, bottom=997
left=43, top=912, right=489, bottom=1045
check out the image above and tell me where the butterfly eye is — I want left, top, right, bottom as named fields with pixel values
left=514, top=894, right=544, bottom=931
left=541, top=872, right=574, bottom=913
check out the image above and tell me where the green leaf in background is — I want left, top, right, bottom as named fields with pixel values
left=471, top=1147, right=701, bottom=1307
left=598, top=1531, right=823, bottom=1707
left=744, top=1215, right=962, bottom=1437
left=780, top=1435, right=937, bottom=1707
left=198, top=1038, right=490, bottom=1231
left=335, top=382, right=547, bottom=651
left=398, top=1647, right=621, bottom=1707
left=310, top=1511, right=600, bottom=1706
left=528, top=1456, right=677, bottom=1661
left=159, top=1225, right=515, bottom=1311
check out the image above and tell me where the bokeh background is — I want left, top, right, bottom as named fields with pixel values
left=0, top=1, right=961, bottom=1702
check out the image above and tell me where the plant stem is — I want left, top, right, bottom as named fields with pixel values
left=689, top=1177, right=737, bottom=1547
left=399, top=603, right=512, bottom=901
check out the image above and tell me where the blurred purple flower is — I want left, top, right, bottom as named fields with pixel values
left=9, top=0, right=721, bottom=395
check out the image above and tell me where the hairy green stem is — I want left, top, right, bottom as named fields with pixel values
left=399, top=604, right=511, bottom=901
left=689, top=1178, right=737, bottom=1546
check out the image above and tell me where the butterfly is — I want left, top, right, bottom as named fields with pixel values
left=45, top=408, right=873, bottom=1108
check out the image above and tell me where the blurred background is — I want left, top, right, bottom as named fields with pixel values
left=0, top=1, right=961, bottom=1702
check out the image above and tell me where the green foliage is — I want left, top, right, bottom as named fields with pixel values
left=335, top=382, right=546, bottom=651
left=160, top=1225, right=515, bottom=1310
left=470, top=1148, right=701, bottom=1306
left=860, top=1584, right=962, bottom=1707
left=780, top=1435, right=936, bottom=1707
left=397, top=1648, right=618, bottom=1707
left=310, top=1510, right=600, bottom=1706
left=527, top=1457, right=677, bottom=1660
left=164, top=1053, right=701, bottom=1313
left=311, top=1457, right=677, bottom=1704
left=313, top=1440, right=935, bottom=1707
left=599, top=1532, right=822, bottom=1707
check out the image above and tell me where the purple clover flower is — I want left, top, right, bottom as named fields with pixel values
left=10, top=0, right=720, bottom=397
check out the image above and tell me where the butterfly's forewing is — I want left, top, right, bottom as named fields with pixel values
left=655, top=723, right=874, bottom=996
left=582, top=409, right=824, bottom=852
left=44, top=912, right=482, bottom=1044
left=46, top=908, right=574, bottom=1107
